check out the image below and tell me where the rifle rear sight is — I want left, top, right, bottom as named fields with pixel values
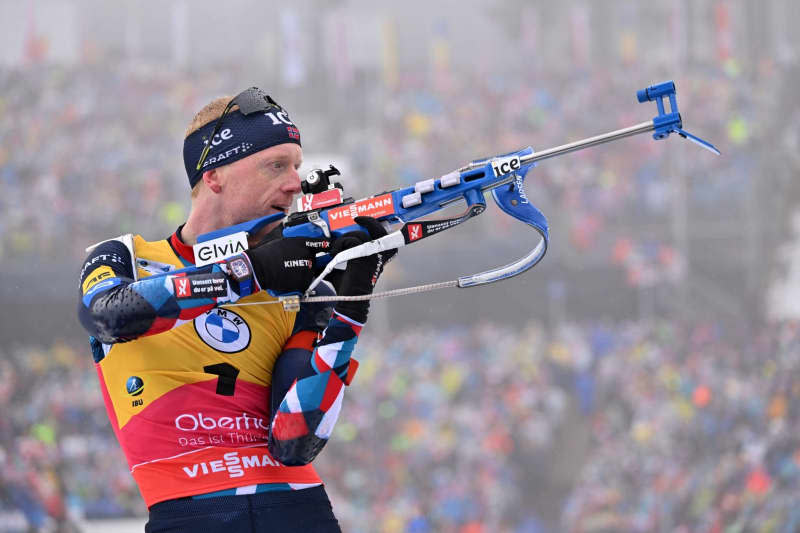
left=302, top=165, right=343, bottom=195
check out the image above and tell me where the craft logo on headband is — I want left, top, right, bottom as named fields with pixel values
left=182, top=88, right=301, bottom=189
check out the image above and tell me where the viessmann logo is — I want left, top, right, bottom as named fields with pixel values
left=327, top=194, right=395, bottom=230
left=182, top=451, right=284, bottom=479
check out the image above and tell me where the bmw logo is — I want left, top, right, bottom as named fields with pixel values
left=126, top=376, right=144, bottom=396
left=194, top=308, right=251, bottom=353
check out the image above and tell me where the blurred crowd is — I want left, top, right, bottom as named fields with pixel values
left=0, top=342, right=143, bottom=532
left=0, top=64, right=204, bottom=262
left=561, top=320, right=800, bottom=532
left=0, top=58, right=782, bottom=291
left=2, top=318, right=799, bottom=531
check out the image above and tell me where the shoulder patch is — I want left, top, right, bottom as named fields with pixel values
left=80, top=241, right=134, bottom=281
left=135, top=235, right=186, bottom=276
left=136, top=258, right=177, bottom=276
left=82, top=266, right=115, bottom=294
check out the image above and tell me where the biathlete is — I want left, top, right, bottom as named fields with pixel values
left=77, top=87, right=394, bottom=532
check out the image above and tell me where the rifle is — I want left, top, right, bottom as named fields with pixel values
left=170, top=81, right=721, bottom=311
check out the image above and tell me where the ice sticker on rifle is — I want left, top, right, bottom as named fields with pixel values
left=491, top=155, right=521, bottom=177
left=327, top=194, right=395, bottom=230
left=172, top=274, right=228, bottom=299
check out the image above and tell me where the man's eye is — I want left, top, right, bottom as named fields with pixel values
left=272, top=161, right=285, bottom=171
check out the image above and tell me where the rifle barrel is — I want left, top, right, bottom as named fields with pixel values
left=521, top=120, right=654, bottom=165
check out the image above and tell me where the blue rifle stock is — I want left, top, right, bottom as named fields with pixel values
left=185, top=80, right=718, bottom=295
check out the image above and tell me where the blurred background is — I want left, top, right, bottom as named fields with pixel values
left=1, top=0, right=800, bottom=531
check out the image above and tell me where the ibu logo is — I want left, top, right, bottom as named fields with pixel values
left=194, top=308, right=251, bottom=353
left=126, top=376, right=144, bottom=396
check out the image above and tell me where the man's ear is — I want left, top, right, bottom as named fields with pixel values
left=202, top=168, right=223, bottom=194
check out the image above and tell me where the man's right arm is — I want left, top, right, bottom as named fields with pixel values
left=78, top=232, right=334, bottom=344
left=267, top=217, right=396, bottom=465
left=77, top=238, right=258, bottom=344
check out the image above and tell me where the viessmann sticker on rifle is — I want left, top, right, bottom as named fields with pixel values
left=327, top=194, right=395, bottom=230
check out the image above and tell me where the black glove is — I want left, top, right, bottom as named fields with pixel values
left=244, top=236, right=331, bottom=295
left=331, top=216, right=396, bottom=323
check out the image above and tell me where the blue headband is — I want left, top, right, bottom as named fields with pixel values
left=183, top=103, right=301, bottom=188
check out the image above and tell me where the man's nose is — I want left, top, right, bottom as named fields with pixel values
left=283, top=168, right=302, bottom=193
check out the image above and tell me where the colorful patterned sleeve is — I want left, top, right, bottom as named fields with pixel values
left=78, top=239, right=258, bottom=344
left=268, top=309, right=362, bottom=466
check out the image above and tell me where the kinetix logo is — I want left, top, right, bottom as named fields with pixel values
left=284, top=259, right=312, bottom=268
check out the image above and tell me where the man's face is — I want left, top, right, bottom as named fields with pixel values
left=213, top=142, right=303, bottom=238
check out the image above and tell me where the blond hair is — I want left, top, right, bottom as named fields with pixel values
left=184, top=95, right=240, bottom=138
left=185, top=95, right=237, bottom=197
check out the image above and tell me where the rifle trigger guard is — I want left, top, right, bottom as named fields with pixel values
left=458, top=150, right=550, bottom=288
